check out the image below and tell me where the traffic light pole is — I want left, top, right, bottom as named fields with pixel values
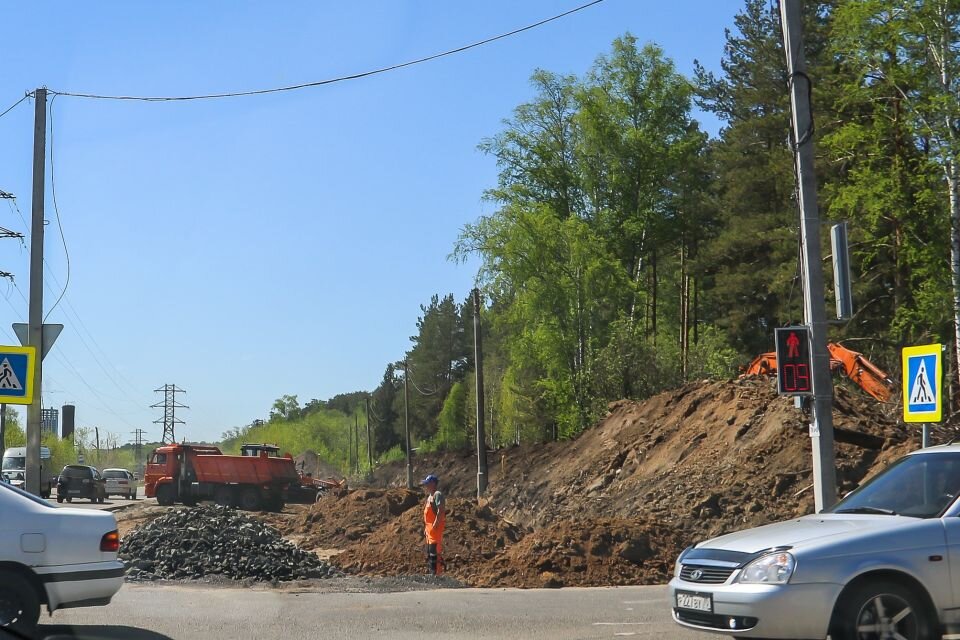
left=780, top=0, right=837, bottom=512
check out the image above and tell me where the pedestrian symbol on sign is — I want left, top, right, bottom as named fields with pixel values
left=0, top=358, right=23, bottom=390
left=909, top=359, right=935, bottom=406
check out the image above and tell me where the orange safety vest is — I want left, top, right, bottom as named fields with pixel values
left=423, top=491, right=445, bottom=546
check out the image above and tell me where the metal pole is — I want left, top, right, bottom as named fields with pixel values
left=780, top=1, right=837, bottom=512
left=403, top=361, right=413, bottom=489
left=473, top=288, right=488, bottom=497
left=923, top=424, right=931, bottom=448
left=0, top=404, right=6, bottom=453
left=26, top=88, right=46, bottom=496
left=365, top=396, right=373, bottom=472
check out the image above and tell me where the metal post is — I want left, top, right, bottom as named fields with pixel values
left=923, top=424, right=931, bottom=448
left=780, top=0, right=837, bottom=512
left=26, top=88, right=46, bottom=496
left=0, top=404, right=6, bottom=453
left=365, top=396, right=373, bottom=472
left=473, top=288, right=488, bottom=497
left=403, top=361, right=413, bottom=489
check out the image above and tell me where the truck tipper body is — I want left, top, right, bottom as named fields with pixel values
left=144, top=443, right=298, bottom=511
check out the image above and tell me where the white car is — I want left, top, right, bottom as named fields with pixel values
left=102, top=468, right=137, bottom=500
left=0, top=480, right=124, bottom=636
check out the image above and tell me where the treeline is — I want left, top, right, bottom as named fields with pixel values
left=230, top=1, right=960, bottom=465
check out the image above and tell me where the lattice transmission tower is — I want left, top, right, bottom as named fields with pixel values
left=152, top=384, right=187, bottom=444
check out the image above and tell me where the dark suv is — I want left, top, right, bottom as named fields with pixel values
left=56, top=465, right=107, bottom=503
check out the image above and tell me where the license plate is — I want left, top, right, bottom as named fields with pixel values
left=69, top=490, right=80, bottom=494
left=676, top=590, right=713, bottom=613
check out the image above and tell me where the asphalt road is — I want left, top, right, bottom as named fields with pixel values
left=48, top=486, right=150, bottom=510
left=40, top=583, right=706, bottom=640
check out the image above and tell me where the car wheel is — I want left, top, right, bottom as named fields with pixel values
left=833, top=580, right=935, bottom=640
left=56, top=495, right=63, bottom=503
left=0, top=570, right=40, bottom=637
left=65, top=497, right=72, bottom=503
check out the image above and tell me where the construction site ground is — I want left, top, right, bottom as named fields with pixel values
left=116, top=377, right=956, bottom=589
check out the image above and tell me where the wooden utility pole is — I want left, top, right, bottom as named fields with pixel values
left=26, top=88, right=46, bottom=496
left=403, top=361, right=413, bottom=489
left=473, top=288, right=488, bottom=497
left=780, top=0, right=837, bottom=512
left=365, top=396, right=373, bottom=472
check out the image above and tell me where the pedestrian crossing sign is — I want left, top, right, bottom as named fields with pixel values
left=902, top=344, right=942, bottom=423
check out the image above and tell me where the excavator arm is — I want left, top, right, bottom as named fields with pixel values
left=741, top=343, right=895, bottom=403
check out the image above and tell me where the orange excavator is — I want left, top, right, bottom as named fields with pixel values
left=743, top=342, right=895, bottom=402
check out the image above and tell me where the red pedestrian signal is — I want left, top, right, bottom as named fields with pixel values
left=775, top=326, right=813, bottom=395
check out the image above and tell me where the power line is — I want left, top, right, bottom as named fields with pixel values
left=0, top=93, right=30, bottom=121
left=44, top=94, right=71, bottom=322
left=48, top=1, right=605, bottom=102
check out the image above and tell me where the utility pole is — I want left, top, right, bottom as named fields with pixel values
left=365, top=396, right=373, bottom=472
left=152, top=384, right=187, bottom=444
left=780, top=0, right=837, bottom=512
left=130, top=428, right=146, bottom=477
left=26, top=88, right=46, bottom=496
left=348, top=414, right=353, bottom=472
left=354, top=414, right=360, bottom=474
left=473, top=288, right=488, bottom=498
left=403, top=361, right=413, bottom=489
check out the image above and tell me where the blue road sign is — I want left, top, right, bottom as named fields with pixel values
left=902, top=344, right=942, bottom=423
left=0, top=345, right=36, bottom=405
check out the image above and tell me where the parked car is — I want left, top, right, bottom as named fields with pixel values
left=670, top=443, right=960, bottom=639
left=0, top=480, right=123, bottom=635
left=103, top=468, right=137, bottom=499
left=56, top=465, right=107, bottom=503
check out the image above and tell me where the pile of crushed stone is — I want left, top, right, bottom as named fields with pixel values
left=120, top=504, right=340, bottom=582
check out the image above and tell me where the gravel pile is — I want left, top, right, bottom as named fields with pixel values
left=120, top=504, right=340, bottom=582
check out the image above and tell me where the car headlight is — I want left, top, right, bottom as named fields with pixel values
left=738, top=552, right=795, bottom=584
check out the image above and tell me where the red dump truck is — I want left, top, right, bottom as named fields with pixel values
left=144, top=443, right=299, bottom=511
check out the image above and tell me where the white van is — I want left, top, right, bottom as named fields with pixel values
left=1, top=446, right=53, bottom=498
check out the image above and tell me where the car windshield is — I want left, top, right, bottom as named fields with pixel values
left=1, top=456, right=24, bottom=471
left=829, top=452, right=960, bottom=518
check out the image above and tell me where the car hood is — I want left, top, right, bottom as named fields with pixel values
left=696, top=513, right=920, bottom=554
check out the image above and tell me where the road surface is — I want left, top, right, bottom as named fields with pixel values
left=40, top=583, right=705, bottom=640
left=48, top=486, right=151, bottom=510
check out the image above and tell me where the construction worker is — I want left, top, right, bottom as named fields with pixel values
left=421, top=473, right=445, bottom=575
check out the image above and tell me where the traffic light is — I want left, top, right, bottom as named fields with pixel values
left=775, top=326, right=813, bottom=395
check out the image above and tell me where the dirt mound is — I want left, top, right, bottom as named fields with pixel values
left=471, top=518, right=687, bottom=588
left=333, top=498, right=525, bottom=581
left=367, top=378, right=910, bottom=571
left=296, top=488, right=420, bottom=550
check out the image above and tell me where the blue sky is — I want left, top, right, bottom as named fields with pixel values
left=0, top=1, right=743, bottom=443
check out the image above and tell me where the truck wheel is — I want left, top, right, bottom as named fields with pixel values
left=214, top=486, right=234, bottom=507
left=238, top=487, right=262, bottom=511
left=0, top=570, right=40, bottom=637
left=832, top=580, right=934, bottom=640
left=156, top=485, right=175, bottom=506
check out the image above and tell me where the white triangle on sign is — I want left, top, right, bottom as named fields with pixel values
left=909, top=359, right=936, bottom=405
left=0, top=358, right=23, bottom=390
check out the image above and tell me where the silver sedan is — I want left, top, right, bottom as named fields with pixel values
left=669, top=444, right=960, bottom=640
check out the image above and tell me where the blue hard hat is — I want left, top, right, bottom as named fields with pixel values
left=420, top=474, right=439, bottom=485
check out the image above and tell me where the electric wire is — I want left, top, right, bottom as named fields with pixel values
left=0, top=93, right=30, bottom=121
left=49, top=1, right=605, bottom=102
left=45, top=94, right=71, bottom=322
